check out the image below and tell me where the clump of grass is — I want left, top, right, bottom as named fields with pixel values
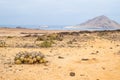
left=47, top=34, right=57, bottom=40
left=97, top=32, right=108, bottom=37
left=35, top=33, right=63, bottom=48
left=67, top=38, right=77, bottom=44
left=67, top=41, right=73, bottom=44
left=36, top=36, right=46, bottom=41
left=7, top=36, right=13, bottom=38
left=36, top=33, right=63, bottom=41
left=14, top=51, right=47, bottom=64
left=0, top=40, right=6, bottom=47
left=37, top=40, right=54, bottom=48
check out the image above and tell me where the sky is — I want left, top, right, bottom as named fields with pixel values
left=0, top=0, right=120, bottom=25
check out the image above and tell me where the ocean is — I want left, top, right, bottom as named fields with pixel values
left=0, top=25, right=69, bottom=30
left=0, top=25, right=117, bottom=31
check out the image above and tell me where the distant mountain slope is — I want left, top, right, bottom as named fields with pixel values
left=73, top=15, right=120, bottom=30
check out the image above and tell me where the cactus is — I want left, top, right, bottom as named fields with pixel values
left=20, top=56, right=24, bottom=62
left=15, top=59, right=22, bottom=64
left=28, top=59, right=34, bottom=64
left=39, top=58, right=46, bottom=63
left=14, top=51, right=47, bottom=64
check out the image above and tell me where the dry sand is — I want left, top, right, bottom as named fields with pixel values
left=0, top=28, right=120, bottom=80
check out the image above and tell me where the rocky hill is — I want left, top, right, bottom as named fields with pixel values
left=74, top=15, right=120, bottom=30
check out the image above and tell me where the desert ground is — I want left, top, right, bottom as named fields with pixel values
left=0, top=28, right=120, bottom=80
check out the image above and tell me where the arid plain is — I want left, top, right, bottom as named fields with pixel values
left=0, top=28, right=120, bottom=80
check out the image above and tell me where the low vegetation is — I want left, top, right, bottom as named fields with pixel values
left=36, top=33, right=63, bottom=41
left=37, top=40, right=54, bottom=48
left=0, top=40, right=6, bottom=47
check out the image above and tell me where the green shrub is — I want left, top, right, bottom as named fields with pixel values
left=39, top=41, right=53, bottom=48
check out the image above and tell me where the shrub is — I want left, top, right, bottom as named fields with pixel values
left=0, top=40, right=6, bottom=47
left=67, top=41, right=73, bottom=44
left=36, top=36, right=46, bottom=41
left=38, top=41, right=53, bottom=48
left=48, top=34, right=63, bottom=41
left=7, top=36, right=13, bottom=38
left=36, top=33, right=63, bottom=41
left=97, top=32, right=108, bottom=37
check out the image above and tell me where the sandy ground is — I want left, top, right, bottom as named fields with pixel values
left=0, top=28, right=120, bottom=80
left=0, top=28, right=72, bottom=36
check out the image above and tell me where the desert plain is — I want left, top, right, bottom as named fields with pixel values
left=0, top=28, right=120, bottom=80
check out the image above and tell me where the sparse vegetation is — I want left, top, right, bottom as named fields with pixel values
left=67, top=41, right=73, bottom=44
left=0, top=29, right=120, bottom=80
left=97, top=32, right=108, bottom=37
left=37, top=40, right=54, bottom=48
left=36, top=36, right=46, bottom=41
left=7, top=36, right=13, bottom=38
left=36, top=33, right=63, bottom=41
left=0, top=40, right=6, bottom=47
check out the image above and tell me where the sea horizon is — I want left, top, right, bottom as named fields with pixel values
left=0, top=25, right=118, bottom=31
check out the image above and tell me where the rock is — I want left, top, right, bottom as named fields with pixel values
left=70, top=72, right=75, bottom=77
left=58, top=56, right=64, bottom=59
left=80, top=74, right=85, bottom=76
left=81, top=58, right=89, bottom=61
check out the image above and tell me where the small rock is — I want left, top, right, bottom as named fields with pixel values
left=110, top=47, right=113, bottom=49
left=43, top=68, right=49, bottom=70
left=96, top=51, right=99, bottom=53
left=80, top=74, right=85, bottom=76
left=102, top=67, right=105, bottom=70
left=70, top=72, right=75, bottom=77
left=8, top=65, right=12, bottom=68
left=58, top=56, right=64, bottom=59
left=91, top=52, right=96, bottom=55
left=81, top=58, right=89, bottom=61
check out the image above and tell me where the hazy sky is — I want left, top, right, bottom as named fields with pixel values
left=0, top=0, right=120, bottom=25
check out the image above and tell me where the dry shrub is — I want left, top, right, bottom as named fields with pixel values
left=0, top=40, right=6, bottom=47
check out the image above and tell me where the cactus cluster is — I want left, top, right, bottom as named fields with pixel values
left=14, top=51, right=46, bottom=64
